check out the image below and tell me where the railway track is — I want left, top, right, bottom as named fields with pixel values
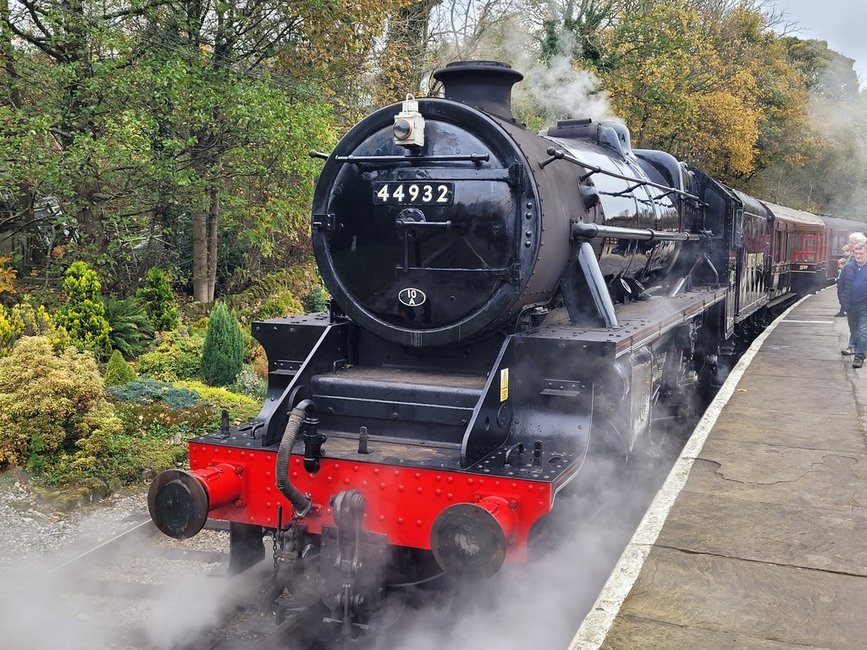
left=0, top=511, right=354, bottom=650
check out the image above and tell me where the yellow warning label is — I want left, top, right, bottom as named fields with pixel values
left=500, top=368, right=509, bottom=402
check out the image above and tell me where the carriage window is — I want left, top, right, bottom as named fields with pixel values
left=794, top=233, right=818, bottom=263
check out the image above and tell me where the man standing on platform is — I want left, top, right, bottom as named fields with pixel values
left=839, top=242, right=867, bottom=368
left=839, top=233, right=867, bottom=354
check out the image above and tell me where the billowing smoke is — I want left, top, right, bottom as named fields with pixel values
left=806, top=89, right=867, bottom=220
left=0, top=503, right=257, bottom=650
left=506, top=33, right=612, bottom=124
left=426, top=14, right=612, bottom=124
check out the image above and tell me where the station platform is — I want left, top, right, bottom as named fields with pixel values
left=571, top=287, right=867, bottom=649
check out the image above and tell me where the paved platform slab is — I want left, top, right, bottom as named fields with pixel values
left=573, top=288, right=867, bottom=649
left=708, top=406, right=864, bottom=452
left=608, top=546, right=867, bottom=648
left=603, top=615, right=817, bottom=649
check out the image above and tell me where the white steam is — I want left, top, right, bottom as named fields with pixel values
left=427, top=14, right=612, bottom=124
left=0, top=510, right=250, bottom=650
left=508, top=35, right=612, bottom=123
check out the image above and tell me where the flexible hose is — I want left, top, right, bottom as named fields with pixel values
left=276, top=399, right=315, bottom=518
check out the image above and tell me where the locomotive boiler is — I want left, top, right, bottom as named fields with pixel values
left=147, top=60, right=791, bottom=633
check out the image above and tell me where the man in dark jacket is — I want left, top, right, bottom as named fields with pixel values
left=839, top=242, right=867, bottom=368
left=839, top=257, right=857, bottom=352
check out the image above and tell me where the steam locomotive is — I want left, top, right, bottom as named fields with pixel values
left=147, top=61, right=849, bottom=633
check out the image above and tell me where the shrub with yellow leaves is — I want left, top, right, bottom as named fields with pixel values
left=0, top=336, right=117, bottom=472
left=0, top=299, right=70, bottom=356
left=0, top=256, right=15, bottom=295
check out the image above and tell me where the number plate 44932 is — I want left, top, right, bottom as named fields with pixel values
left=373, top=182, right=454, bottom=206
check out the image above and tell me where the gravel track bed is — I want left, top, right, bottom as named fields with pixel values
left=0, top=474, right=153, bottom=573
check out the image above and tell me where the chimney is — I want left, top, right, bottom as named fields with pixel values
left=433, top=60, right=523, bottom=120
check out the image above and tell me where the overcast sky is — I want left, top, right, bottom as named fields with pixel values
left=772, top=0, right=867, bottom=86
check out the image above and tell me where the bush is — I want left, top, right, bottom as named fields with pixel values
left=0, top=337, right=218, bottom=494
left=45, top=398, right=207, bottom=492
left=114, top=400, right=213, bottom=437
left=137, top=328, right=204, bottom=381
left=0, top=256, right=16, bottom=296
left=136, top=268, right=178, bottom=332
left=0, top=336, right=118, bottom=472
left=57, top=261, right=111, bottom=358
left=103, top=296, right=155, bottom=360
left=43, top=399, right=125, bottom=489
left=304, top=286, right=330, bottom=313
left=229, top=365, right=267, bottom=400
left=175, top=379, right=262, bottom=424
left=0, top=299, right=71, bottom=356
left=104, top=349, right=137, bottom=386
left=108, top=378, right=200, bottom=409
left=201, top=302, right=244, bottom=386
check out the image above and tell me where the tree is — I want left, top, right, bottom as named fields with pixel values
left=377, top=0, right=446, bottom=101
left=536, top=0, right=616, bottom=64
left=201, top=302, right=243, bottom=387
left=136, top=268, right=178, bottom=332
left=784, top=38, right=861, bottom=103
left=565, top=0, right=809, bottom=183
left=748, top=39, right=867, bottom=215
left=2, top=0, right=116, bottom=247
left=104, top=349, right=136, bottom=386
left=147, top=0, right=396, bottom=301
left=1, top=0, right=394, bottom=298
left=58, top=261, right=111, bottom=357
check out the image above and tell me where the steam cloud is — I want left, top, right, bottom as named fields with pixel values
left=427, top=14, right=613, bottom=124
left=0, top=515, right=251, bottom=650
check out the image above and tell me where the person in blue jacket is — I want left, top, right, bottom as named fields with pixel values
left=839, top=233, right=866, bottom=353
left=839, top=242, right=867, bottom=368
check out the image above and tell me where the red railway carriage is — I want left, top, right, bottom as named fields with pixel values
left=820, top=214, right=867, bottom=283
left=764, top=202, right=828, bottom=295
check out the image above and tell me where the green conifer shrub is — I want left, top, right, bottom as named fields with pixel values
left=104, top=349, right=137, bottom=386
left=58, top=261, right=111, bottom=357
left=201, top=302, right=244, bottom=386
left=304, top=286, right=330, bottom=313
left=136, top=268, right=179, bottom=332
